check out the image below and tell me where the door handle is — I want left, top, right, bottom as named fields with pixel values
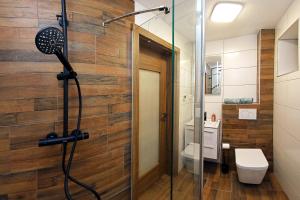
left=160, top=112, right=168, bottom=121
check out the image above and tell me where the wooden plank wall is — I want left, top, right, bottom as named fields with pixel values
left=222, top=29, right=275, bottom=170
left=0, top=0, right=134, bottom=199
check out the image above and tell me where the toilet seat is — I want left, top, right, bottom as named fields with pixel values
left=181, top=143, right=200, bottom=161
left=235, top=148, right=269, bottom=170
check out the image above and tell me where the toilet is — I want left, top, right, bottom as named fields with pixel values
left=181, top=120, right=200, bottom=175
left=235, top=148, right=269, bottom=184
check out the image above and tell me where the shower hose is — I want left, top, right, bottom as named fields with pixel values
left=62, top=77, right=101, bottom=200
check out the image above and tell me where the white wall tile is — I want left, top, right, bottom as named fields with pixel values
left=223, top=50, right=257, bottom=69
left=205, top=102, right=222, bottom=121
left=205, top=93, right=223, bottom=103
left=224, top=85, right=257, bottom=100
left=274, top=81, right=289, bottom=105
left=224, top=67, right=257, bottom=86
left=274, top=1, right=300, bottom=198
left=274, top=104, right=288, bottom=128
left=276, top=127, right=300, bottom=174
left=287, top=78, right=300, bottom=109
left=206, top=40, right=223, bottom=55
left=205, top=34, right=258, bottom=122
left=284, top=106, right=300, bottom=142
left=180, top=68, right=192, bottom=88
left=224, top=34, right=257, bottom=53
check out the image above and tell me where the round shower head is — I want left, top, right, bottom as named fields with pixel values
left=35, top=27, right=64, bottom=54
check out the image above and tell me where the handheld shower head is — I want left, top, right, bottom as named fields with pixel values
left=35, top=27, right=64, bottom=55
left=35, top=27, right=76, bottom=76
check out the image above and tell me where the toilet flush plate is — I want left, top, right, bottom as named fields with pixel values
left=239, top=108, right=257, bottom=120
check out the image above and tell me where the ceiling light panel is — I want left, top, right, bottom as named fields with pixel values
left=211, top=2, right=243, bottom=23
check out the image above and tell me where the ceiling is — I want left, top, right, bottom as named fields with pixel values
left=135, top=0, right=294, bottom=41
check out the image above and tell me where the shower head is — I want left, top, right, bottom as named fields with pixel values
left=35, top=27, right=76, bottom=76
left=35, top=27, right=64, bottom=55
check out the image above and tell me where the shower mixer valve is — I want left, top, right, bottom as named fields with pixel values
left=38, top=130, right=89, bottom=147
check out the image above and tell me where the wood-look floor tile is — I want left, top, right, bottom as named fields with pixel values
left=204, top=163, right=232, bottom=192
left=203, top=187, right=231, bottom=200
left=139, top=163, right=288, bottom=200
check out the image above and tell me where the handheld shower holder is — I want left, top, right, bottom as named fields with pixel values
left=57, top=71, right=77, bottom=80
left=56, top=14, right=69, bottom=28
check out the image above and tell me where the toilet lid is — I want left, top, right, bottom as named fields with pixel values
left=182, top=143, right=200, bottom=161
left=235, top=148, right=269, bottom=170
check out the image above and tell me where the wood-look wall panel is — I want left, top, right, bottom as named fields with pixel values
left=10, top=123, right=55, bottom=150
left=0, top=18, right=38, bottom=28
left=0, top=86, right=58, bottom=100
left=0, top=171, right=37, bottom=194
left=0, top=62, right=62, bottom=74
left=73, top=64, right=130, bottom=77
left=8, top=190, right=37, bottom=200
left=97, top=34, right=129, bottom=49
left=222, top=30, right=275, bottom=170
left=0, top=0, right=134, bottom=199
left=0, top=50, right=59, bottom=62
left=77, top=74, right=119, bottom=85
left=0, top=113, right=16, bottom=126
left=71, top=94, right=130, bottom=107
left=0, top=152, right=10, bottom=174
left=109, top=103, right=131, bottom=114
left=0, top=74, right=57, bottom=87
left=0, top=127, right=9, bottom=152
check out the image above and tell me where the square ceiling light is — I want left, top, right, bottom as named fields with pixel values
left=211, top=2, right=243, bottom=23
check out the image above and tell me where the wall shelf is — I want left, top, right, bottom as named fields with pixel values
left=277, top=20, right=299, bottom=76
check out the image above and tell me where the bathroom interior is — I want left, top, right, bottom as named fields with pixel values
left=0, top=0, right=299, bottom=199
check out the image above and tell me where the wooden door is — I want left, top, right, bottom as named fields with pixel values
left=136, top=42, right=168, bottom=195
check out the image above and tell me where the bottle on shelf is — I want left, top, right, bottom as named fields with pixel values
left=211, top=113, right=216, bottom=122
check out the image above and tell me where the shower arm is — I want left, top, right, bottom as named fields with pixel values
left=102, top=6, right=170, bottom=27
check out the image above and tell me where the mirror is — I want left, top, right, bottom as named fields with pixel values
left=205, top=56, right=222, bottom=95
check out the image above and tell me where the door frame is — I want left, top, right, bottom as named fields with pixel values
left=131, top=25, right=180, bottom=200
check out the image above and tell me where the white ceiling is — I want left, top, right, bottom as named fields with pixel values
left=135, top=0, right=294, bottom=41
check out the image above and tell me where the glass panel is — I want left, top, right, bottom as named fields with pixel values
left=172, top=0, right=204, bottom=199
left=133, top=0, right=204, bottom=199
left=138, top=69, right=160, bottom=178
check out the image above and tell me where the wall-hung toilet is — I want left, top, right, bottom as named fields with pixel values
left=181, top=120, right=200, bottom=174
left=182, top=142, right=200, bottom=174
left=235, top=148, right=269, bottom=184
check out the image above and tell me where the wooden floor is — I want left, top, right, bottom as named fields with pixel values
left=138, top=162, right=288, bottom=200
left=138, top=169, right=194, bottom=200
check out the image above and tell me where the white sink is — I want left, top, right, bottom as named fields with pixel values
left=204, top=120, right=220, bottom=129
left=185, top=119, right=220, bottom=129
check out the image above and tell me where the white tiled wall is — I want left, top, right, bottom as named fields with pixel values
left=224, top=67, right=257, bottom=85
left=205, top=35, right=258, bottom=120
left=135, top=2, right=194, bottom=172
left=274, top=2, right=300, bottom=198
left=223, top=50, right=257, bottom=68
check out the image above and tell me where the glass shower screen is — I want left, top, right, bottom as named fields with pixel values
left=172, top=0, right=205, bottom=199
left=132, top=0, right=204, bottom=199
